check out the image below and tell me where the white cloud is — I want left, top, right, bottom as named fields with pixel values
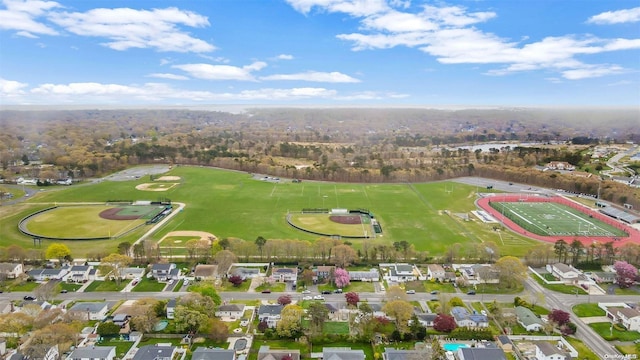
left=173, top=62, right=266, bottom=81
left=147, top=73, right=189, bottom=80
left=261, top=71, right=360, bottom=83
left=15, top=30, right=38, bottom=38
left=292, top=1, right=640, bottom=80
left=0, top=0, right=61, bottom=36
left=0, top=77, right=28, bottom=96
left=48, top=6, right=215, bottom=52
left=587, top=7, right=640, bottom=24
left=277, top=54, right=294, bottom=60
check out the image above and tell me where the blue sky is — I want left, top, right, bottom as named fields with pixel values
left=1, top=0, right=639, bottom=106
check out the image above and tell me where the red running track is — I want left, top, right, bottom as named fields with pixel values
left=476, top=193, right=640, bottom=248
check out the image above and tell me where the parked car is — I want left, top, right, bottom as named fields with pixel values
left=313, top=295, right=325, bottom=300
left=321, top=290, right=331, bottom=295
left=333, top=289, right=343, bottom=294
left=430, top=290, right=439, bottom=295
left=261, top=289, right=271, bottom=294
left=481, top=310, right=487, bottom=316
left=303, top=296, right=313, bottom=300
left=23, top=295, right=36, bottom=300
left=467, top=290, right=476, bottom=295
left=60, top=289, right=68, bottom=293
left=301, top=290, right=311, bottom=294
left=405, top=290, right=416, bottom=294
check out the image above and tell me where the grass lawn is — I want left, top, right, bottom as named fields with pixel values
left=616, top=344, right=640, bottom=356
left=615, top=287, right=640, bottom=295
left=343, top=282, right=375, bottom=293
left=131, top=278, right=166, bottom=292
left=248, top=339, right=309, bottom=360
left=84, top=280, right=129, bottom=292
left=460, top=282, right=524, bottom=294
left=564, top=336, right=600, bottom=360
left=97, top=338, right=135, bottom=357
left=530, top=304, right=550, bottom=316
left=590, top=322, right=640, bottom=341
left=9, top=281, right=40, bottom=291
left=314, top=341, right=374, bottom=360
left=533, top=275, right=587, bottom=295
left=422, top=281, right=457, bottom=293
left=323, top=322, right=350, bottom=335
left=572, top=303, right=605, bottom=317
left=0, top=166, right=543, bottom=258
left=219, top=279, right=251, bottom=292
left=255, top=282, right=286, bottom=292
left=59, top=282, right=83, bottom=292
left=138, top=337, right=183, bottom=347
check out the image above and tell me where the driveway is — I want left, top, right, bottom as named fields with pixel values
left=580, top=316, right=611, bottom=324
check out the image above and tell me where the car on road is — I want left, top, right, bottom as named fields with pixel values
left=430, top=290, right=439, bottom=295
left=261, top=289, right=272, bottom=294
left=467, top=290, right=476, bottom=295
left=301, top=290, right=311, bottom=294
left=313, top=295, right=325, bottom=300
left=405, top=290, right=416, bottom=294
left=302, top=296, right=313, bottom=300
left=333, top=289, right=343, bottom=294
left=60, top=289, right=68, bottom=293
left=321, top=290, right=331, bottom=295
left=23, top=295, right=36, bottom=300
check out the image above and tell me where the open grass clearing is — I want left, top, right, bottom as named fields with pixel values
left=422, top=281, right=457, bottom=293
left=8, top=280, right=40, bottom=292
left=131, top=277, right=166, bottom=292
left=96, top=338, right=135, bottom=358
left=533, top=275, right=587, bottom=295
left=564, top=336, right=600, bottom=360
left=84, top=280, right=129, bottom=292
left=590, top=322, right=640, bottom=341
left=572, top=303, right=605, bottom=317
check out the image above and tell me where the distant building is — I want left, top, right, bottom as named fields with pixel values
left=546, top=161, right=575, bottom=171
left=0, top=263, right=23, bottom=279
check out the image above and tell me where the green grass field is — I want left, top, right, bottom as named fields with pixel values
left=288, top=213, right=371, bottom=237
left=489, top=201, right=627, bottom=237
left=0, top=166, right=543, bottom=257
left=572, top=303, right=605, bottom=317
left=24, top=205, right=147, bottom=239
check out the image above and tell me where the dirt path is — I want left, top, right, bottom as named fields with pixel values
left=158, top=230, right=217, bottom=244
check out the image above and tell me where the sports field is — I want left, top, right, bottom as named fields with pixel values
left=288, top=213, right=373, bottom=238
left=0, top=166, right=544, bottom=256
left=489, top=201, right=628, bottom=237
left=23, top=205, right=149, bottom=239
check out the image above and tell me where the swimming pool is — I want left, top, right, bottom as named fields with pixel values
left=443, top=343, right=469, bottom=351
left=153, top=320, right=168, bottom=331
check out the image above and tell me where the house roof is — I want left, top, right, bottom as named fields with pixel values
left=118, top=267, right=145, bottom=276
left=28, top=268, right=66, bottom=277
left=552, top=263, right=575, bottom=274
left=0, top=263, right=20, bottom=272
left=167, top=299, right=177, bottom=308
left=615, top=307, right=640, bottom=318
left=383, top=348, right=426, bottom=360
left=69, top=346, right=115, bottom=359
left=427, top=264, right=445, bottom=273
left=133, top=345, right=176, bottom=360
left=194, top=264, right=217, bottom=277
left=113, top=314, right=128, bottom=322
left=257, top=346, right=300, bottom=360
left=152, top=263, right=175, bottom=271
left=192, top=348, right=235, bottom=360
left=535, top=342, right=567, bottom=357
left=450, top=306, right=470, bottom=321
left=497, top=335, right=512, bottom=346
left=316, top=265, right=335, bottom=272
left=70, top=265, right=90, bottom=271
left=218, top=304, right=244, bottom=312
left=458, top=348, right=507, bottom=360
left=273, top=267, right=296, bottom=274
left=323, top=348, right=365, bottom=360
left=258, top=304, right=283, bottom=316
left=416, top=313, right=437, bottom=322
left=515, top=306, right=543, bottom=327
left=69, top=302, right=108, bottom=313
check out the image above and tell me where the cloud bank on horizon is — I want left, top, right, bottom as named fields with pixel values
left=0, top=0, right=639, bottom=106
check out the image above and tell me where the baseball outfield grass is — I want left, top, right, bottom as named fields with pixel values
left=0, top=166, right=540, bottom=257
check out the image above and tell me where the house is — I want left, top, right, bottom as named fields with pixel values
left=117, top=267, right=145, bottom=280
left=458, top=348, right=506, bottom=360
left=166, top=299, right=176, bottom=320
left=450, top=306, right=489, bottom=328
left=151, top=263, right=177, bottom=281
left=113, top=314, right=129, bottom=327
left=607, top=307, right=640, bottom=331
left=546, top=161, right=575, bottom=171
left=535, top=341, right=570, bottom=360
left=382, top=348, right=428, bottom=360
left=496, top=336, right=513, bottom=353
left=230, top=267, right=260, bottom=280
left=588, top=271, right=616, bottom=283
left=257, top=345, right=300, bottom=360
left=460, top=264, right=499, bottom=284
left=366, top=303, right=388, bottom=319
left=271, top=267, right=297, bottom=282
left=192, top=347, right=235, bottom=360
left=414, top=313, right=437, bottom=327
left=383, top=264, right=417, bottom=282
left=314, top=265, right=335, bottom=281
left=258, top=304, right=283, bottom=328
left=349, top=269, right=379, bottom=282
left=215, top=304, right=245, bottom=319
left=67, top=346, right=116, bottom=360
left=426, top=264, right=445, bottom=281
left=515, top=306, right=544, bottom=331
left=547, top=263, right=580, bottom=282
left=132, top=345, right=176, bottom=360
left=68, top=302, right=109, bottom=321
left=28, top=267, right=69, bottom=281
left=194, top=264, right=218, bottom=280
left=322, top=347, right=365, bottom=360
left=68, top=266, right=92, bottom=283
left=443, top=272, right=457, bottom=282
left=0, top=263, right=23, bottom=279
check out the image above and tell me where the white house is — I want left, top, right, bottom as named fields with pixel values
left=458, top=348, right=506, bottom=360
left=459, top=264, right=499, bottom=285
left=426, top=264, right=445, bottom=281
left=413, top=313, right=437, bottom=327
left=67, top=346, right=116, bottom=360
left=270, top=267, right=297, bottom=282
left=382, top=263, right=417, bottom=282
left=0, top=263, right=23, bottom=279
left=450, top=306, right=489, bottom=328
left=535, top=341, right=570, bottom=360
left=515, top=306, right=544, bottom=332
left=117, top=267, right=145, bottom=280
left=257, top=304, right=283, bottom=328
left=151, top=263, right=178, bottom=281
left=68, top=266, right=92, bottom=283
left=132, top=345, right=176, bottom=360
left=192, top=348, right=235, bottom=360
left=166, top=299, right=176, bottom=320
left=607, top=307, right=640, bottom=331
left=547, top=263, right=580, bottom=282
left=215, top=304, right=245, bottom=319
left=28, top=267, right=69, bottom=281
left=349, top=269, right=379, bottom=282
left=546, top=161, right=575, bottom=171
left=68, top=302, right=109, bottom=321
